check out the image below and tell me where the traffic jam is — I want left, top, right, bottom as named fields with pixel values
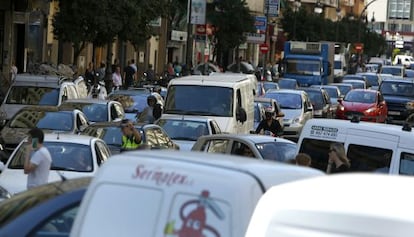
left=0, top=41, right=414, bottom=236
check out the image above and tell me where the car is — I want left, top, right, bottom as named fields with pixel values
left=154, top=114, right=222, bottom=151
left=341, top=79, right=367, bottom=89
left=81, top=121, right=179, bottom=154
left=343, top=74, right=370, bottom=88
left=380, top=65, right=406, bottom=77
left=262, top=81, right=279, bottom=92
left=246, top=174, right=414, bottom=237
left=301, top=87, right=334, bottom=118
left=311, top=85, right=341, bottom=113
left=59, top=98, right=125, bottom=122
left=108, top=89, right=164, bottom=121
left=356, top=72, right=382, bottom=90
left=254, top=97, right=285, bottom=131
left=277, top=78, right=299, bottom=89
left=364, top=63, right=380, bottom=73
left=329, top=83, right=353, bottom=97
left=336, top=89, right=388, bottom=123
left=379, top=78, right=414, bottom=124
left=0, top=74, right=85, bottom=127
left=191, top=134, right=298, bottom=163
left=0, top=133, right=111, bottom=196
left=264, top=89, right=313, bottom=141
left=0, top=177, right=91, bottom=236
left=0, top=106, right=90, bottom=154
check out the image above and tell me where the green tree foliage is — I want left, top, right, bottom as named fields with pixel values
left=207, top=0, right=256, bottom=66
left=280, top=7, right=386, bottom=57
left=53, top=0, right=167, bottom=61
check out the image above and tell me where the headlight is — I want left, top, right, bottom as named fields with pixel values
left=365, top=107, right=376, bottom=114
left=406, top=101, right=414, bottom=110
left=313, top=110, right=323, bottom=116
left=0, top=186, right=11, bottom=199
left=292, top=116, right=301, bottom=124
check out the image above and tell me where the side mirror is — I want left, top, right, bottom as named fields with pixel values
left=337, top=97, right=343, bottom=103
left=306, top=107, right=313, bottom=112
left=236, top=107, right=247, bottom=123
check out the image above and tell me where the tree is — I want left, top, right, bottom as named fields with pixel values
left=207, top=0, right=256, bottom=68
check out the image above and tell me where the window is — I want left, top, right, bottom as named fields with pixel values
left=34, top=206, right=79, bottom=235
left=399, top=152, right=414, bottom=175
left=200, top=139, right=230, bottom=153
left=114, top=103, right=125, bottom=119
left=95, top=141, right=110, bottom=165
left=230, top=141, right=256, bottom=158
left=347, top=144, right=392, bottom=173
left=402, top=24, right=411, bottom=33
left=299, top=138, right=334, bottom=171
left=144, top=128, right=157, bottom=147
left=6, top=86, right=59, bottom=105
left=153, top=128, right=171, bottom=148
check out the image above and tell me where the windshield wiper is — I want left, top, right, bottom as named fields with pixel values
left=171, top=137, right=197, bottom=141
left=51, top=166, right=77, bottom=171
left=164, top=109, right=222, bottom=116
left=281, top=106, right=300, bottom=109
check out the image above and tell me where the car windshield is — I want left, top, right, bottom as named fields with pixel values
left=10, top=111, right=73, bottom=131
left=323, top=87, right=339, bottom=98
left=263, top=82, right=278, bottom=91
left=61, top=103, right=108, bottom=122
left=285, top=60, right=321, bottom=76
left=278, top=80, right=297, bottom=89
left=256, top=142, right=297, bottom=162
left=156, top=119, right=208, bottom=141
left=165, top=85, right=233, bottom=117
left=265, top=93, right=302, bottom=109
left=82, top=126, right=144, bottom=147
left=306, top=91, right=324, bottom=108
left=344, top=91, right=376, bottom=103
left=6, top=87, right=59, bottom=105
left=0, top=177, right=90, bottom=227
left=342, top=80, right=365, bottom=89
left=8, top=142, right=93, bottom=172
left=335, top=85, right=352, bottom=96
left=380, top=81, right=414, bottom=97
left=109, top=93, right=149, bottom=114
left=382, top=67, right=402, bottom=76
left=362, top=74, right=379, bottom=86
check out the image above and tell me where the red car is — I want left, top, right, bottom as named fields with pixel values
left=336, top=89, right=388, bottom=123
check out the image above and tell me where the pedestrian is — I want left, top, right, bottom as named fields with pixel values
left=10, top=61, right=18, bottom=83
left=120, top=119, right=142, bottom=152
left=24, top=128, right=52, bottom=189
left=112, top=65, right=122, bottom=91
left=97, top=62, right=106, bottom=82
left=326, top=142, right=351, bottom=174
left=85, top=62, right=95, bottom=86
left=138, top=95, right=162, bottom=123
left=145, top=64, right=156, bottom=83
left=295, top=153, right=312, bottom=167
left=123, top=60, right=135, bottom=89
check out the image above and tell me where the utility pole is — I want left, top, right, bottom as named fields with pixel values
left=186, top=0, right=193, bottom=71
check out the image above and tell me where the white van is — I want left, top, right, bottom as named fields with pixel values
left=246, top=174, right=414, bottom=237
left=334, top=53, right=347, bottom=77
left=164, top=74, right=257, bottom=134
left=70, top=150, right=323, bottom=237
left=296, top=118, right=414, bottom=175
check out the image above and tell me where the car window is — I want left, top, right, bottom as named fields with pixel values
left=6, top=86, right=59, bottom=105
left=266, top=93, right=302, bottom=109
left=10, top=111, right=74, bottom=131
left=95, top=141, right=110, bottom=165
left=299, top=138, right=341, bottom=171
left=114, top=103, right=125, bottom=120
left=231, top=141, right=256, bottom=158
left=152, top=128, right=172, bottom=148
left=61, top=87, right=69, bottom=103
left=144, top=128, right=158, bottom=147
left=200, top=139, right=230, bottom=153
left=34, top=206, right=79, bottom=235
left=400, top=152, right=414, bottom=175
left=211, top=120, right=221, bottom=134
left=156, top=119, right=208, bottom=141
left=256, top=142, right=297, bottom=162
left=347, top=144, right=392, bottom=173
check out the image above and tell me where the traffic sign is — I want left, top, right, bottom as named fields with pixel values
left=260, top=43, right=269, bottom=54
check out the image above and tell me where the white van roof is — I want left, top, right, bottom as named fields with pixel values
left=302, top=118, right=414, bottom=149
left=91, top=150, right=324, bottom=190
left=245, top=174, right=414, bottom=237
left=168, top=74, right=256, bottom=88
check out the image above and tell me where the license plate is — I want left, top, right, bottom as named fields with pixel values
left=388, top=111, right=400, bottom=115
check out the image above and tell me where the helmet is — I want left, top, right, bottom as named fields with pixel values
left=264, top=106, right=275, bottom=117
left=147, top=95, right=156, bottom=105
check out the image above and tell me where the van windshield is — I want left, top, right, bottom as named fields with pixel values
left=165, top=85, right=233, bottom=117
left=286, top=60, right=322, bottom=75
left=6, top=86, right=59, bottom=106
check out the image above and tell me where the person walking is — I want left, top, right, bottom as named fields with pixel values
left=326, top=142, right=351, bottom=174
left=112, top=65, right=122, bottom=91
left=24, top=128, right=52, bottom=189
left=120, top=119, right=142, bottom=152
left=123, top=60, right=135, bottom=89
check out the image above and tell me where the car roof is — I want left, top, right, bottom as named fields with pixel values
left=84, top=121, right=151, bottom=129
left=329, top=83, right=353, bottom=87
left=197, top=134, right=296, bottom=144
left=109, top=89, right=151, bottom=96
left=12, top=74, right=72, bottom=88
left=382, top=65, right=404, bottom=68
left=381, top=78, right=414, bottom=83
left=42, top=133, right=99, bottom=145
left=342, top=79, right=365, bottom=83
left=246, top=174, right=414, bottom=237
left=101, top=150, right=323, bottom=189
left=254, top=97, right=276, bottom=103
left=158, top=114, right=214, bottom=122
left=61, top=99, right=113, bottom=104
left=169, top=74, right=256, bottom=87
left=347, top=89, right=377, bottom=93
left=299, top=87, right=324, bottom=92
left=266, top=89, right=304, bottom=95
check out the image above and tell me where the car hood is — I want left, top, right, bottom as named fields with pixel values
left=0, top=169, right=95, bottom=196
left=382, top=95, right=413, bottom=103
left=342, top=101, right=375, bottom=111
left=282, top=109, right=303, bottom=122
left=172, top=140, right=195, bottom=151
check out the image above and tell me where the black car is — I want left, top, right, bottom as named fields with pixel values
left=81, top=121, right=179, bottom=154
left=379, top=78, right=414, bottom=124
left=0, top=177, right=90, bottom=236
left=301, top=87, right=334, bottom=118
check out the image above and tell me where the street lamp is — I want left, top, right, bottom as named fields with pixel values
left=357, top=0, right=379, bottom=42
left=314, top=0, right=323, bottom=14
left=292, top=0, right=301, bottom=40
left=335, top=7, right=341, bottom=42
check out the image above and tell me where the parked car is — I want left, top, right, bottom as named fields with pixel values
left=277, top=78, right=299, bottom=89
left=301, top=87, right=334, bottom=118
left=264, top=89, right=313, bottom=141
left=59, top=98, right=125, bottom=122
left=192, top=134, right=298, bottom=163
left=155, top=115, right=222, bottom=151
left=0, top=177, right=91, bottom=235
left=380, top=65, right=406, bottom=77
left=357, top=72, right=382, bottom=90
left=108, top=89, right=163, bottom=121
left=341, top=79, right=367, bottom=89
left=336, top=89, right=388, bottom=123
left=0, top=133, right=110, bottom=196
left=379, top=78, right=414, bottom=124
left=81, top=121, right=179, bottom=154
left=0, top=74, right=84, bottom=127
left=329, top=83, right=353, bottom=97
left=0, top=106, right=90, bottom=154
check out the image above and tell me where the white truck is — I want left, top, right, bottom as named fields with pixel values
left=334, top=53, right=347, bottom=78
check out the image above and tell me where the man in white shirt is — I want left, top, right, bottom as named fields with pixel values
left=24, top=128, right=52, bottom=189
